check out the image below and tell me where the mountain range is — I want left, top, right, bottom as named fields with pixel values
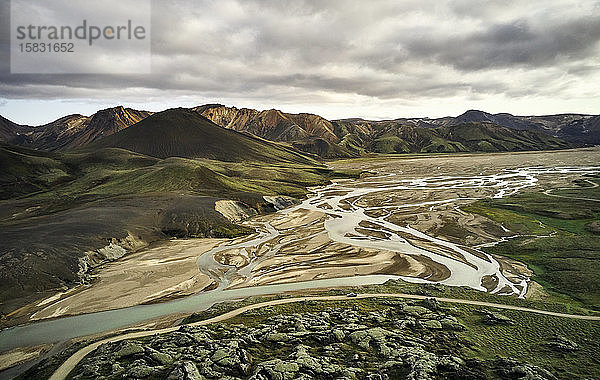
left=1, top=105, right=597, bottom=159
left=196, top=105, right=594, bottom=156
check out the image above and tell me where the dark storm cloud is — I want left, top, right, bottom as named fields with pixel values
left=402, top=16, right=600, bottom=70
left=0, top=0, right=598, bottom=117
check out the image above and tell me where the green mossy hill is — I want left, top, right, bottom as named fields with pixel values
left=0, top=143, right=75, bottom=199
left=90, top=108, right=320, bottom=165
left=364, top=122, right=570, bottom=154
left=0, top=142, right=342, bottom=208
left=436, top=122, right=570, bottom=152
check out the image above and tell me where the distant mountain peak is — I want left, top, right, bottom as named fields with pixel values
left=456, top=109, right=494, bottom=120
left=0, top=106, right=152, bottom=151
left=463, top=109, right=489, bottom=114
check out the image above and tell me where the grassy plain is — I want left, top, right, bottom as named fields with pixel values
left=463, top=175, right=600, bottom=309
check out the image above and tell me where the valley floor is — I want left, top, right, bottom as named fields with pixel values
left=19, top=148, right=600, bottom=323
left=2, top=148, right=600, bottom=379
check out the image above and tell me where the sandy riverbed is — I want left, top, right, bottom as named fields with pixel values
left=30, top=239, right=223, bottom=320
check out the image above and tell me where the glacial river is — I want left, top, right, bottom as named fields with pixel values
left=196, top=166, right=600, bottom=298
left=1, top=165, right=599, bottom=353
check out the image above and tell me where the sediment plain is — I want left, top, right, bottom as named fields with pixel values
left=22, top=149, right=600, bottom=321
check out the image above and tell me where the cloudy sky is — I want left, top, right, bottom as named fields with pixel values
left=1, top=0, right=599, bottom=125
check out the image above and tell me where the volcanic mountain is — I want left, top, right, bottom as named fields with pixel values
left=91, top=108, right=319, bottom=165
left=194, top=104, right=350, bottom=157
left=0, top=106, right=151, bottom=151
left=195, top=104, right=338, bottom=142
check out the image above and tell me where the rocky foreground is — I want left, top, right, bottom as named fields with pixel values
left=67, top=299, right=557, bottom=380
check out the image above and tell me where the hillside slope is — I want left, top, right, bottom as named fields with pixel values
left=196, top=104, right=352, bottom=158
left=334, top=120, right=571, bottom=154
left=92, top=108, right=319, bottom=165
left=196, top=104, right=338, bottom=143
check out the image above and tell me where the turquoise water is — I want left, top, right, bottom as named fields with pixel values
left=0, top=275, right=400, bottom=352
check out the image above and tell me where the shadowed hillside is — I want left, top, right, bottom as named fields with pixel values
left=335, top=121, right=571, bottom=154
left=92, top=108, right=320, bottom=165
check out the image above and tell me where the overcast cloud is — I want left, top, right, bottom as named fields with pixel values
left=0, top=0, right=599, bottom=124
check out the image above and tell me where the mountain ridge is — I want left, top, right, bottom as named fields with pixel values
left=0, top=106, right=152, bottom=151
left=197, top=105, right=591, bottom=156
left=1, top=105, right=596, bottom=157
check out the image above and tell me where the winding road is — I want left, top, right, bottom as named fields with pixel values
left=49, top=292, right=600, bottom=380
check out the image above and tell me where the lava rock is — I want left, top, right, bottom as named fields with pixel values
left=114, top=342, right=145, bottom=359
left=167, top=361, right=203, bottom=380
left=480, top=310, right=515, bottom=325
left=494, top=357, right=557, bottom=380
left=546, top=335, right=578, bottom=353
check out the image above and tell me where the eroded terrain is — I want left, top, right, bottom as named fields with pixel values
left=22, top=149, right=600, bottom=322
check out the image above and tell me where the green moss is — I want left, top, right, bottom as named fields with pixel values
left=192, top=296, right=600, bottom=379
left=463, top=184, right=600, bottom=309
left=1, top=146, right=348, bottom=218
left=462, top=201, right=551, bottom=235
left=456, top=304, right=600, bottom=379
left=476, top=140, right=497, bottom=152
left=552, top=176, right=600, bottom=200
left=420, top=137, right=467, bottom=153
left=371, top=135, right=409, bottom=154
